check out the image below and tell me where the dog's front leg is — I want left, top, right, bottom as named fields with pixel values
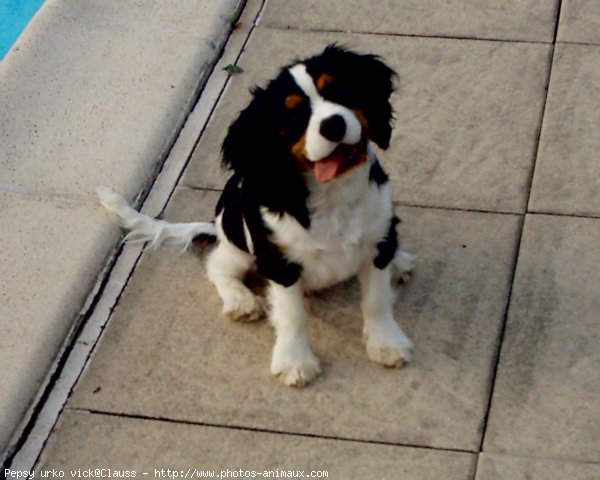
left=269, top=282, right=321, bottom=387
left=359, top=262, right=413, bottom=367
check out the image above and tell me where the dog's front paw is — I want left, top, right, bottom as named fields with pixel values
left=222, top=288, right=265, bottom=322
left=364, top=320, right=413, bottom=368
left=271, top=339, right=321, bottom=388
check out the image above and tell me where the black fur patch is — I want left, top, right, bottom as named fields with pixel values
left=216, top=174, right=249, bottom=253
left=221, top=81, right=311, bottom=230
left=216, top=174, right=303, bottom=287
left=374, top=216, right=400, bottom=269
left=369, top=159, right=389, bottom=186
left=254, top=237, right=303, bottom=288
left=243, top=201, right=303, bottom=288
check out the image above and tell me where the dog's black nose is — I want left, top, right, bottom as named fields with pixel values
left=319, top=114, right=346, bottom=142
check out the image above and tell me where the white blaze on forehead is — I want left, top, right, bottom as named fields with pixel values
left=288, top=64, right=362, bottom=162
left=289, top=64, right=320, bottom=100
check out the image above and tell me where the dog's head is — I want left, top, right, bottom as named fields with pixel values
left=222, top=45, right=396, bottom=185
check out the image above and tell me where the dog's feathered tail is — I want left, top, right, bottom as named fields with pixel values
left=97, top=187, right=216, bottom=251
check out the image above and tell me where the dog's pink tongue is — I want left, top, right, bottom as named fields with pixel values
left=314, top=157, right=342, bottom=183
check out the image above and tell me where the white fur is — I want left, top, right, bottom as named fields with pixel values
left=359, top=262, right=413, bottom=366
left=392, top=250, right=417, bottom=284
left=261, top=150, right=392, bottom=291
left=97, top=187, right=215, bottom=251
left=289, top=64, right=362, bottom=161
left=269, top=282, right=321, bottom=387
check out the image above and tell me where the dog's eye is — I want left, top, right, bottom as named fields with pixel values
left=318, top=74, right=353, bottom=103
left=285, top=94, right=304, bottom=109
left=316, top=74, right=335, bottom=92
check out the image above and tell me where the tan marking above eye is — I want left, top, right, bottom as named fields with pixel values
left=285, top=93, right=304, bottom=109
left=316, top=73, right=335, bottom=92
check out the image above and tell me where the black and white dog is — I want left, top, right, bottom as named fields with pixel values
left=99, top=45, right=415, bottom=387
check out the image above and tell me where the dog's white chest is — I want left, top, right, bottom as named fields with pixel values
left=300, top=212, right=371, bottom=289
left=261, top=168, right=393, bottom=290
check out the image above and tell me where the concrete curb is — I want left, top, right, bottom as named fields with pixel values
left=0, top=0, right=245, bottom=457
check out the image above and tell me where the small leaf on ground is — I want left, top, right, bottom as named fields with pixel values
left=223, top=64, right=244, bottom=75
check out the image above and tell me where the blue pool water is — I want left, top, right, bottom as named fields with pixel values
left=0, top=0, right=45, bottom=60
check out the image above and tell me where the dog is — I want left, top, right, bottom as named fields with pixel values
left=99, top=45, right=415, bottom=387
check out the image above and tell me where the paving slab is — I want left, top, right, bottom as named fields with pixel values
left=0, top=0, right=240, bottom=201
left=68, top=187, right=519, bottom=452
left=484, top=214, right=600, bottom=462
left=529, top=43, right=600, bottom=217
left=260, top=0, right=558, bottom=43
left=37, top=410, right=476, bottom=479
left=558, top=0, right=600, bottom=45
left=0, top=191, right=119, bottom=451
left=476, top=453, right=600, bottom=480
left=182, top=28, right=551, bottom=214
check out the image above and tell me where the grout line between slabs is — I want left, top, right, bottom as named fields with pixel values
left=474, top=450, right=600, bottom=468
left=67, top=407, right=478, bottom=457
left=182, top=183, right=526, bottom=217
left=262, top=24, right=554, bottom=46
left=471, top=212, right=526, bottom=474
left=395, top=202, right=523, bottom=217
left=552, top=0, right=564, bottom=44
left=184, top=186, right=600, bottom=222
left=523, top=53, right=558, bottom=216
left=519, top=0, right=563, bottom=221
left=557, top=39, right=600, bottom=47
left=473, top=2, right=563, bottom=478
left=4, top=0, right=265, bottom=472
left=526, top=209, right=600, bottom=220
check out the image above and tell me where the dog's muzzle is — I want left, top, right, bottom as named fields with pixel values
left=305, top=102, right=362, bottom=162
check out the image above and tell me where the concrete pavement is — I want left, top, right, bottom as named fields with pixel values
left=5, top=0, right=600, bottom=478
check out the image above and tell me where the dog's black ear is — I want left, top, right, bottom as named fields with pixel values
left=222, top=87, right=273, bottom=175
left=221, top=86, right=309, bottom=223
left=358, top=54, right=396, bottom=150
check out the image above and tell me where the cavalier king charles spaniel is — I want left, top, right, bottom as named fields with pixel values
left=99, top=45, right=415, bottom=387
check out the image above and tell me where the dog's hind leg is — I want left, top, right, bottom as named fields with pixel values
left=391, top=250, right=416, bottom=285
left=206, top=240, right=264, bottom=322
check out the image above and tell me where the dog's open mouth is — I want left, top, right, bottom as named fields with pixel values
left=313, top=143, right=365, bottom=183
